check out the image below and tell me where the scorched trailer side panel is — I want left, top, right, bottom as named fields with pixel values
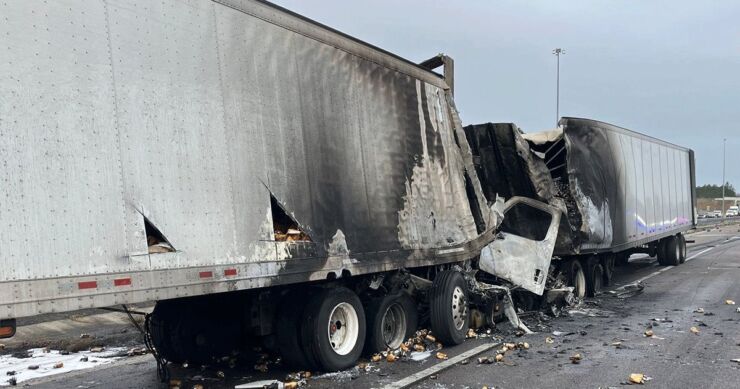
left=0, top=0, right=493, bottom=320
left=556, top=117, right=695, bottom=254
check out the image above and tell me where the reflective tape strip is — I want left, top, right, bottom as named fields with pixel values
left=78, top=281, right=98, bottom=290
left=114, top=278, right=132, bottom=286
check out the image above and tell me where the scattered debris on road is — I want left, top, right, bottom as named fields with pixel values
left=628, top=373, right=646, bottom=384
left=609, top=282, right=645, bottom=299
left=690, top=326, right=700, bottom=335
left=569, top=353, right=582, bottom=364
left=0, top=347, right=129, bottom=385
left=726, top=299, right=736, bottom=305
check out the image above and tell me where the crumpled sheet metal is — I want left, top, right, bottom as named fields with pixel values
left=470, top=280, right=532, bottom=334
left=479, top=197, right=562, bottom=296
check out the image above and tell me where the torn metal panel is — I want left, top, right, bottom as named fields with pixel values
left=397, top=81, right=479, bottom=249
left=444, top=95, right=494, bottom=230
left=478, top=197, right=561, bottom=295
left=464, top=123, right=573, bottom=250
left=467, top=280, right=532, bottom=334
left=463, top=123, right=556, bottom=205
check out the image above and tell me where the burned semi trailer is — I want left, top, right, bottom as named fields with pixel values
left=466, top=118, right=696, bottom=298
left=0, top=0, right=566, bottom=373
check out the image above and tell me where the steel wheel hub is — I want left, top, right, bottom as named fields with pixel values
left=327, top=302, right=359, bottom=355
left=451, top=286, right=467, bottom=330
left=381, top=302, right=407, bottom=349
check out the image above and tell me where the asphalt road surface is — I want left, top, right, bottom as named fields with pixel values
left=9, top=224, right=740, bottom=389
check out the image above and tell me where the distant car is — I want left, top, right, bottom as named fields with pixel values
left=727, top=206, right=739, bottom=217
left=698, top=213, right=708, bottom=219
left=713, top=210, right=723, bottom=218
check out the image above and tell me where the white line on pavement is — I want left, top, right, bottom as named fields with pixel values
left=614, top=246, right=716, bottom=290
left=684, top=247, right=714, bottom=262
left=382, top=342, right=500, bottom=389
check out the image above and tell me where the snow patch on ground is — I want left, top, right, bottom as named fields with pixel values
left=0, top=347, right=127, bottom=386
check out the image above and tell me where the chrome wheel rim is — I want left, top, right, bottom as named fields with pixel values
left=327, top=302, right=359, bottom=355
left=381, top=302, right=407, bottom=349
left=451, top=286, right=467, bottom=330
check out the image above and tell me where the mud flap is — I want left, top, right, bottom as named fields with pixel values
left=479, top=197, right=561, bottom=296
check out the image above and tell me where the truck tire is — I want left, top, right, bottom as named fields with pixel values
left=615, top=252, right=630, bottom=267
left=564, top=259, right=586, bottom=299
left=149, top=302, right=185, bottom=364
left=678, top=234, right=687, bottom=264
left=429, top=270, right=469, bottom=346
left=276, top=290, right=313, bottom=369
left=600, top=255, right=615, bottom=286
left=364, top=292, right=418, bottom=354
left=656, top=239, right=668, bottom=266
left=663, top=236, right=680, bottom=266
left=300, top=287, right=366, bottom=371
left=585, top=257, right=604, bottom=297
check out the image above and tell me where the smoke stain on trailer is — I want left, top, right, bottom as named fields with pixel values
left=397, top=81, right=477, bottom=250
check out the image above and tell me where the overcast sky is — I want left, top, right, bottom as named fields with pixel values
left=271, top=0, right=739, bottom=188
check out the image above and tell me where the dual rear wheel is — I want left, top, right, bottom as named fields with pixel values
left=278, top=287, right=367, bottom=371
left=152, top=270, right=473, bottom=372
left=278, top=270, right=469, bottom=371
left=657, top=234, right=686, bottom=266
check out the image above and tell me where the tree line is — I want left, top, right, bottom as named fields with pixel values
left=696, top=183, right=736, bottom=198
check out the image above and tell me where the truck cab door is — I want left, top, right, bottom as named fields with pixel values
left=478, top=196, right=561, bottom=296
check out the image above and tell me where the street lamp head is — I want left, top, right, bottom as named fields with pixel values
left=553, top=48, right=565, bottom=55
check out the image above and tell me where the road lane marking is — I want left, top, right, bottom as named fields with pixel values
left=684, top=247, right=714, bottom=262
left=382, top=342, right=500, bottom=389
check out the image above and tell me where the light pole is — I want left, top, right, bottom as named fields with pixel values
left=553, top=48, right=565, bottom=127
left=722, top=138, right=726, bottom=217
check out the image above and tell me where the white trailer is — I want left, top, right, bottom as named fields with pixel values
left=0, top=0, right=562, bottom=374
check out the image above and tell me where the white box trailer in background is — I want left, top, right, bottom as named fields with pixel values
left=0, top=0, right=564, bottom=374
